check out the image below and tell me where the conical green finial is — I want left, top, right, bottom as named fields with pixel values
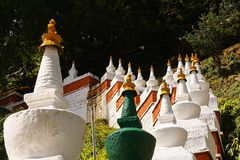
left=105, top=74, right=156, bottom=160
left=117, top=74, right=142, bottom=128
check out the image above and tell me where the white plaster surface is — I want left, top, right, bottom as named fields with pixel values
left=172, top=101, right=201, bottom=120
left=64, top=87, right=89, bottom=121
left=25, top=155, right=64, bottom=160
left=34, top=47, right=63, bottom=94
left=189, top=90, right=210, bottom=106
left=152, top=125, right=187, bottom=147
left=4, top=109, right=86, bottom=160
left=177, top=119, right=216, bottom=159
left=152, top=146, right=196, bottom=160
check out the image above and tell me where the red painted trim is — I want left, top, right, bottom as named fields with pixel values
left=194, top=151, right=213, bottom=160
left=106, top=82, right=123, bottom=103
left=0, top=94, right=23, bottom=106
left=137, top=91, right=157, bottom=119
left=64, top=76, right=99, bottom=95
left=152, top=97, right=162, bottom=124
left=212, top=131, right=224, bottom=157
left=87, top=80, right=111, bottom=98
left=170, top=87, right=177, bottom=104
left=214, top=111, right=221, bottom=126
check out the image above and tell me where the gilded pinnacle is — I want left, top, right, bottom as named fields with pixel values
left=178, top=53, right=182, bottom=61
left=191, top=53, right=195, bottom=61
left=138, top=67, right=141, bottom=72
left=39, top=19, right=63, bottom=54
left=160, top=80, right=170, bottom=96
left=150, top=65, right=154, bottom=71
left=194, top=53, right=199, bottom=62
left=177, top=68, right=186, bottom=82
left=190, top=62, right=198, bottom=73
left=128, top=62, right=131, bottom=67
left=185, top=54, right=190, bottom=61
left=123, top=74, right=136, bottom=92
left=167, top=59, right=171, bottom=66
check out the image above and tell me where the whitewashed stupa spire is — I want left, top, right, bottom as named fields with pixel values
left=125, top=62, right=136, bottom=81
left=184, top=54, right=191, bottom=77
left=134, top=67, right=146, bottom=88
left=166, top=59, right=173, bottom=74
left=5, top=19, right=86, bottom=160
left=115, top=58, right=126, bottom=75
left=106, top=56, right=116, bottom=73
left=146, top=65, right=159, bottom=87
left=188, top=62, right=201, bottom=91
left=173, top=53, right=184, bottom=81
left=69, top=61, right=78, bottom=78
left=176, top=68, right=191, bottom=102
left=157, top=80, right=175, bottom=124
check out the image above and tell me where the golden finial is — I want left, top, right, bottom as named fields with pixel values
left=150, top=65, right=154, bottom=71
left=109, top=55, right=112, bottom=60
left=39, top=19, right=63, bottom=54
left=178, top=53, right=182, bottom=61
left=123, top=74, right=136, bottom=92
left=177, top=68, right=186, bottom=82
left=194, top=53, right=199, bottom=62
left=167, top=59, right=171, bottom=66
left=185, top=54, right=190, bottom=61
left=191, top=53, right=195, bottom=61
left=190, top=62, right=198, bottom=74
left=128, top=62, right=131, bottom=67
left=119, top=58, right=122, bottom=63
left=138, top=67, right=141, bottom=72
left=160, top=80, right=170, bottom=96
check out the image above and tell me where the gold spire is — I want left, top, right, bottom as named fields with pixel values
left=128, top=62, right=131, bottom=67
left=39, top=19, right=63, bottom=54
left=185, top=54, right=190, bottom=61
left=150, top=65, right=154, bottom=71
left=119, top=58, right=122, bottom=63
left=177, top=68, right=186, bottom=82
left=123, top=74, right=136, bottom=91
left=109, top=55, right=112, bottom=60
left=194, top=53, right=199, bottom=62
left=190, top=62, right=198, bottom=73
left=138, top=67, right=141, bottom=72
left=160, top=80, right=170, bottom=96
left=178, top=53, right=182, bottom=61
left=191, top=53, right=195, bottom=61
left=167, top=59, right=171, bottom=66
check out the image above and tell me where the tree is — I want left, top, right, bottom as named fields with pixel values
left=183, top=1, right=240, bottom=60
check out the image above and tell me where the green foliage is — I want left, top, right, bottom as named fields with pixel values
left=201, top=47, right=240, bottom=159
left=219, top=98, right=240, bottom=159
left=183, top=2, right=240, bottom=58
left=79, top=119, right=116, bottom=160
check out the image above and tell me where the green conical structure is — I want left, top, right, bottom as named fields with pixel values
left=105, top=74, right=156, bottom=160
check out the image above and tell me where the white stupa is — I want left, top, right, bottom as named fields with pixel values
left=152, top=81, right=196, bottom=160
left=124, top=62, right=136, bottom=81
left=4, top=19, right=86, bottom=160
left=163, top=60, right=174, bottom=85
left=134, top=67, right=146, bottom=92
left=146, top=65, right=159, bottom=87
left=173, top=54, right=184, bottom=81
left=63, top=61, right=78, bottom=85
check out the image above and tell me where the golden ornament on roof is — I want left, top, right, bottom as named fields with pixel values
left=138, top=67, right=141, bottom=72
left=128, top=62, right=131, bottom=67
left=123, top=74, right=136, bottom=92
left=150, top=65, right=154, bottom=71
left=191, top=53, right=195, bottom=61
left=160, top=80, right=170, bottom=96
left=177, top=68, right=186, bottom=82
left=185, top=54, right=190, bottom=61
left=178, top=53, right=182, bottom=61
left=167, top=59, right=171, bottom=66
left=39, top=19, right=63, bottom=54
left=194, top=53, right=199, bottom=62
left=190, top=62, right=198, bottom=73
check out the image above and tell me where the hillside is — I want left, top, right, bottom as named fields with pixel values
left=201, top=43, right=240, bottom=159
